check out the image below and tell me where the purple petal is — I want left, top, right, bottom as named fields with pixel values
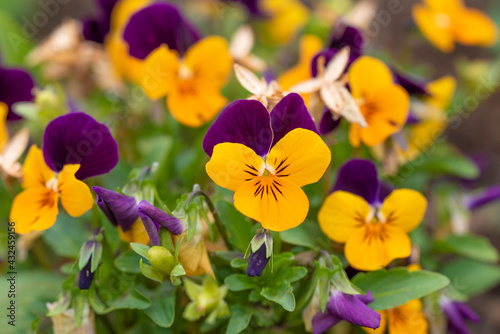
left=263, top=68, right=275, bottom=84
left=79, top=255, right=94, bottom=290
left=0, top=67, right=35, bottom=120
left=246, top=242, right=270, bottom=277
left=137, top=200, right=184, bottom=244
left=456, top=302, right=480, bottom=323
left=319, top=108, right=341, bottom=135
left=202, top=99, right=273, bottom=157
left=406, top=111, right=421, bottom=125
left=93, top=186, right=138, bottom=232
left=393, top=69, right=429, bottom=96
left=82, top=0, right=118, bottom=44
left=377, top=181, right=394, bottom=204
left=312, top=310, right=341, bottom=334
left=329, top=23, right=363, bottom=59
left=356, top=291, right=374, bottom=304
left=270, top=93, right=318, bottom=147
left=311, top=48, right=358, bottom=78
left=442, top=300, right=479, bottom=334
left=465, top=185, right=500, bottom=211
left=327, top=290, right=381, bottom=329
left=333, top=159, right=379, bottom=205
left=43, top=112, right=119, bottom=180
left=392, top=130, right=408, bottom=150
left=123, top=2, right=200, bottom=59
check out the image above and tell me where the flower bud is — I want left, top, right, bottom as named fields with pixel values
left=147, top=246, right=175, bottom=275
left=246, top=231, right=272, bottom=277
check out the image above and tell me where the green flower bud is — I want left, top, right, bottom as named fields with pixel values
left=147, top=246, right=175, bottom=274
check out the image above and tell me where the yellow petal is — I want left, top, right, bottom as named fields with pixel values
left=10, top=188, right=59, bottom=234
left=234, top=176, right=309, bottom=231
left=412, top=4, right=455, bottom=52
left=141, top=45, right=179, bottom=100
left=388, top=299, right=428, bottom=334
left=345, top=223, right=412, bottom=271
left=118, top=219, right=150, bottom=245
left=453, top=8, right=499, bottom=47
left=381, top=189, right=427, bottom=233
left=57, top=164, right=94, bottom=217
left=266, top=128, right=331, bottom=187
left=183, top=36, right=232, bottom=88
left=110, top=0, right=150, bottom=32
left=0, top=102, right=7, bottom=151
left=349, top=123, right=361, bottom=148
left=22, top=145, right=55, bottom=189
left=173, top=232, right=214, bottom=277
left=363, top=311, right=387, bottom=334
left=106, top=32, right=145, bottom=84
left=426, top=75, right=456, bottom=110
left=167, top=84, right=227, bottom=127
left=357, top=84, right=410, bottom=147
left=423, top=0, right=464, bottom=12
left=260, top=0, right=309, bottom=43
left=206, top=143, right=265, bottom=192
left=348, top=56, right=394, bottom=99
left=318, top=191, right=370, bottom=243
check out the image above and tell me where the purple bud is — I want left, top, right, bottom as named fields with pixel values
left=92, top=186, right=138, bottom=232
left=464, top=185, right=500, bottom=211
left=246, top=243, right=270, bottom=277
left=79, top=256, right=94, bottom=290
left=441, top=299, right=480, bottom=334
left=137, top=200, right=184, bottom=246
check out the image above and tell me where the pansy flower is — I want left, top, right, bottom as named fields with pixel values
left=257, top=0, right=309, bottom=44
left=203, top=93, right=330, bottom=231
left=347, top=56, right=410, bottom=147
left=412, top=0, right=498, bottom=53
left=140, top=36, right=232, bottom=127
left=440, top=298, right=480, bottom=334
left=10, top=146, right=93, bottom=234
left=318, top=159, right=427, bottom=271
left=0, top=62, right=35, bottom=120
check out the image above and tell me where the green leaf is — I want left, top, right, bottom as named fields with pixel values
left=114, top=251, right=142, bottom=273
left=111, top=285, right=152, bottom=310
left=352, top=268, right=449, bottom=310
left=91, top=243, right=102, bottom=272
left=225, top=274, right=257, bottom=291
left=417, top=145, right=479, bottom=179
left=144, top=291, right=176, bottom=328
left=217, top=201, right=254, bottom=252
left=441, top=258, right=500, bottom=296
left=170, top=263, right=186, bottom=277
left=330, top=256, right=361, bottom=295
left=434, top=234, right=499, bottom=263
left=43, top=213, right=88, bottom=258
left=226, top=304, right=254, bottom=334
left=260, top=283, right=295, bottom=312
left=230, top=258, right=247, bottom=269
left=276, top=267, right=307, bottom=283
left=140, top=259, right=164, bottom=283
left=280, top=220, right=329, bottom=250
left=78, top=242, right=95, bottom=270
left=131, top=243, right=151, bottom=259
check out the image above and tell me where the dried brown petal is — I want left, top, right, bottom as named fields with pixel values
left=234, top=64, right=265, bottom=95
left=324, top=47, right=350, bottom=83
left=338, top=87, right=367, bottom=127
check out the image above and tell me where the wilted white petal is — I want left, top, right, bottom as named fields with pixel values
left=234, top=64, right=265, bottom=95
left=344, top=0, right=377, bottom=31
left=230, top=25, right=254, bottom=59
left=338, top=87, right=367, bottom=127
left=238, top=54, right=267, bottom=72
left=1, top=127, right=29, bottom=166
left=324, top=47, right=350, bottom=83
left=289, top=78, right=323, bottom=94
left=320, top=84, right=344, bottom=113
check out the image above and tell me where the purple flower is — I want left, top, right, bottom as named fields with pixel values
left=93, top=186, right=138, bottom=232
left=82, top=0, right=119, bottom=44
left=123, top=2, right=201, bottom=60
left=441, top=299, right=480, bottom=334
left=465, top=185, right=500, bottom=211
left=79, top=255, right=94, bottom=290
left=333, top=159, right=393, bottom=205
left=42, top=112, right=119, bottom=180
left=203, top=93, right=317, bottom=157
left=137, top=200, right=184, bottom=246
left=392, top=69, right=429, bottom=96
left=0, top=66, right=35, bottom=120
left=312, top=290, right=380, bottom=334
left=319, top=108, right=342, bottom=135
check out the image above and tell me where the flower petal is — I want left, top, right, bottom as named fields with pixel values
left=123, top=2, right=200, bottom=59
left=58, top=164, right=93, bottom=217
left=270, top=93, right=318, bottom=147
left=93, top=186, right=138, bottom=231
left=202, top=99, right=273, bottom=157
left=0, top=102, right=8, bottom=150
left=329, top=24, right=364, bottom=59
left=426, top=75, right=456, bottom=110
left=388, top=299, right=428, bottom=334
left=21, top=145, right=55, bottom=189
left=453, top=8, right=498, bottom=47
left=312, top=310, right=341, bottom=334
left=137, top=200, right=184, bottom=236
left=327, top=290, right=381, bottom=329
left=319, top=108, right=341, bottom=135
left=348, top=56, right=394, bottom=99
left=10, top=188, right=59, bottom=234
left=381, top=189, right=427, bottom=233
left=393, top=69, right=429, bottom=96
left=412, top=4, right=454, bottom=53
left=345, top=223, right=412, bottom=271
left=42, top=112, right=119, bottom=180
left=318, top=191, right=370, bottom=243
left=332, top=159, right=380, bottom=204
left=234, top=176, right=309, bottom=231
left=140, top=45, right=179, bottom=99
left=0, top=67, right=35, bottom=120
left=206, top=142, right=265, bottom=192
left=266, top=128, right=330, bottom=187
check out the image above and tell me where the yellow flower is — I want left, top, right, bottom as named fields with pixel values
left=10, top=146, right=93, bottom=234
left=206, top=128, right=331, bottom=231
left=118, top=219, right=150, bottom=245
left=140, top=37, right=232, bottom=127
left=0, top=102, right=7, bottom=151
left=348, top=56, right=410, bottom=147
left=260, top=0, right=310, bottom=44
left=105, top=0, right=150, bottom=83
left=318, top=189, right=427, bottom=271
left=396, top=76, right=456, bottom=164
left=278, top=34, right=323, bottom=105
left=412, top=0, right=499, bottom=53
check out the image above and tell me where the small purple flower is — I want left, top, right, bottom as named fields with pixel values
left=0, top=66, right=35, bottom=120
left=93, top=186, right=138, bottom=232
left=464, top=185, right=500, bottom=211
left=203, top=93, right=317, bottom=157
left=246, top=232, right=272, bottom=277
left=312, top=290, right=380, bottom=334
left=123, top=2, right=201, bottom=60
left=137, top=200, right=184, bottom=246
left=42, top=112, right=119, bottom=180
left=441, top=299, right=480, bottom=334
left=82, top=0, right=119, bottom=44
left=79, top=255, right=94, bottom=290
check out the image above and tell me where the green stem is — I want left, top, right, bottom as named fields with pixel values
left=186, top=189, right=234, bottom=251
